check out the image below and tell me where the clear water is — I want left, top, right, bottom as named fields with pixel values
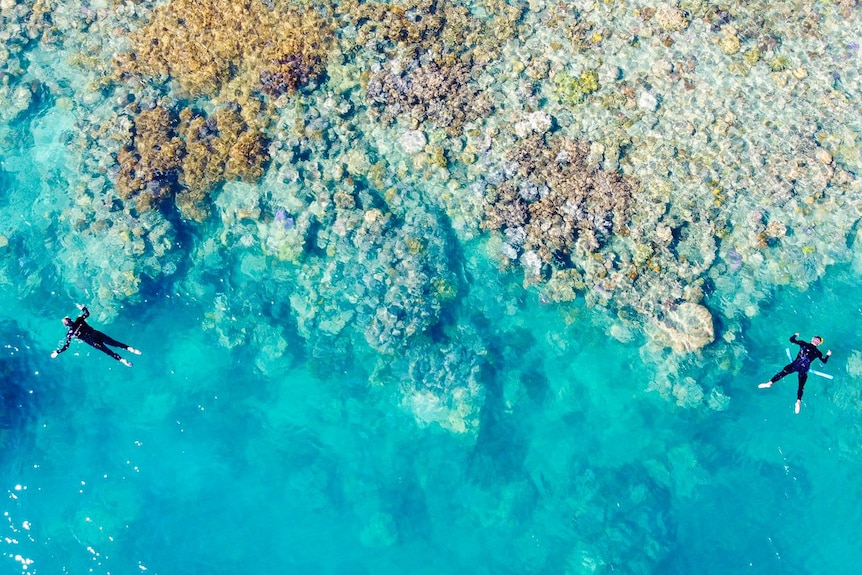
left=2, top=2, right=862, bottom=574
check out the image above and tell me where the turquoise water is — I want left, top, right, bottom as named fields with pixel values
left=8, top=260, right=862, bottom=574
left=2, top=0, right=862, bottom=573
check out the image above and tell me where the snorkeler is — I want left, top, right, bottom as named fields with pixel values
left=759, top=333, right=831, bottom=414
left=50, top=304, right=141, bottom=367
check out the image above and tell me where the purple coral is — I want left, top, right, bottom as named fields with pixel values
left=725, top=249, right=743, bottom=272
left=274, top=208, right=295, bottom=229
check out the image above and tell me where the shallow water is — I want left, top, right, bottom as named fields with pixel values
left=2, top=1, right=862, bottom=574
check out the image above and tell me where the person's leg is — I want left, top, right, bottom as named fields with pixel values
left=96, top=341, right=132, bottom=366
left=795, top=372, right=808, bottom=414
left=100, top=332, right=141, bottom=355
left=796, top=372, right=808, bottom=400
left=83, top=334, right=131, bottom=365
left=100, top=333, right=128, bottom=349
left=760, top=363, right=795, bottom=388
left=90, top=341, right=122, bottom=361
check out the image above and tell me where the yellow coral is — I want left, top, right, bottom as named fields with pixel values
left=405, top=236, right=423, bottom=254
left=432, top=277, right=457, bottom=301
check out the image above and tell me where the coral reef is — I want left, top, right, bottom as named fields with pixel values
left=0, top=1, right=50, bottom=86
left=107, top=1, right=330, bottom=223
left=177, top=102, right=270, bottom=221
left=346, top=0, right=521, bottom=60
left=483, top=136, right=636, bottom=266
left=552, top=69, right=600, bottom=106
left=349, top=0, right=519, bottom=135
left=477, top=132, right=725, bottom=351
left=115, top=104, right=183, bottom=213
left=386, top=337, right=486, bottom=434
left=5, top=2, right=862, bottom=572
left=8, top=0, right=861, bottom=391
left=366, top=58, right=494, bottom=136
left=115, top=0, right=332, bottom=102
left=289, top=182, right=459, bottom=356
left=32, top=0, right=857, bottom=363
left=653, top=3, right=690, bottom=33
left=113, top=99, right=269, bottom=221
left=644, top=339, right=731, bottom=410
left=648, top=302, right=715, bottom=353
left=481, top=134, right=636, bottom=285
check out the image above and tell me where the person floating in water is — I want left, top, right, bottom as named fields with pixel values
left=50, top=304, right=141, bottom=367
left=759, top=333, right=831, bottom=414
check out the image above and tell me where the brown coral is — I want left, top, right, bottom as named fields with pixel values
left=226, top=131, right=269, bottom=182
left=116, top=0, right=332, bottom=102
left=115, top=105, right=184, bottom=213
left=176, top=103, right=270, bottom=221
left=347, top=0, right=457, bottom=55
left=114, top=101, right=269, bottom=221
left=110, top=0, right=316, bottom=220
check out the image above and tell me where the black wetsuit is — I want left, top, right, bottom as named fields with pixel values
left=54, top=306, right=130, bottom=362
left=768, top=334, right=829, bottom=400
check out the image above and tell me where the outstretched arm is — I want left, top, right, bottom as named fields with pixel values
left=790, top=333, right=802, bottom=346
left=821, top=349, right=832, bottom=364
left=77, top=303, right=90, bottom=320
left=51, top=333, right=73, bottom=358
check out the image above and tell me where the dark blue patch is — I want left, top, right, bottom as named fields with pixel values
left=0, top=321, right=41, bottom=430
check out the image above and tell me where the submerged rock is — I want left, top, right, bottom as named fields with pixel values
left=654, top=4, right=690, bottom=32
left=399, top=129, right=427, bottom=154
left=650, top=302, right=715, bottom=353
